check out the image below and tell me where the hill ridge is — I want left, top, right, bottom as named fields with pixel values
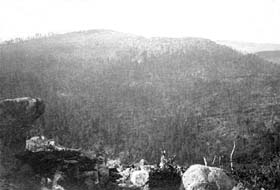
left=1, top=29, right=280, bottom=167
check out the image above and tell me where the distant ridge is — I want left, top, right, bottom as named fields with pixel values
left=256, top=50, right=280, bottom=64
left=216, top=40, right=280, bottom=53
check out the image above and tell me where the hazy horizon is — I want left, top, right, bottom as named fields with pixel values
left=1, top=0, right=280, bottom=44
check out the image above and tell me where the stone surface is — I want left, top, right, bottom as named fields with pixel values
left=182, top=164, right=236, bottom=190
left=0, top=97, right=44, bottom=127
left=130, top=170, right=149, bottom=187
left=0, top=97, right=45, bottom=177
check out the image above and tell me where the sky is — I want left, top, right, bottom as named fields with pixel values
left=1, top=0, right=280, bottom=43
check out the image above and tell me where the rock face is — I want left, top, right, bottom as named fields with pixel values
left=130, top=170, right=149, bottom=187
left=0, top=97, right=45, bottom=176
left=0, top=97, right=44, bottom=127
left=182, top=164, right=236, bottom=190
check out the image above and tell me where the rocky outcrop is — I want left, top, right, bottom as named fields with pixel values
left=0, top=97, right=44, bottom=127
left=0, top=97, right=45, bottom=176
left=182, top=164, right=236, bottom=190
left=130, top=170, right=149, bottom=187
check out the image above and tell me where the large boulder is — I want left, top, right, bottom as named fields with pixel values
left=0, top=97, right=45, bottom=176
left=130, top=170, right=149, bottom=187
left=182, top=164, right=236, bottom=190
left=0, top=97, right=44, bottom=127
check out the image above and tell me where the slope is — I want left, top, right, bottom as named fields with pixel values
left=0, top=30, right=280, bottom=165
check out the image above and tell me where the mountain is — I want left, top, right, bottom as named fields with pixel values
left=216, top=40, right=280, bottom=53
left=1, top=30, right=280, bottom=166
left=256, top=50, right=280, bottom=64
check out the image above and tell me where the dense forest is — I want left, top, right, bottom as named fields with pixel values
left=1, top=31, right=280, bottom=187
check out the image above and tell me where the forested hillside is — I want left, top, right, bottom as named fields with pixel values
left=1, top=30, right=280, bottom=168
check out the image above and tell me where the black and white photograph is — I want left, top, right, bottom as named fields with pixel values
left=1, top=0, right=280, bottom=189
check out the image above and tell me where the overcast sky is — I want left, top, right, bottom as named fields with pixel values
left=1, top=0, right=280, bottom=43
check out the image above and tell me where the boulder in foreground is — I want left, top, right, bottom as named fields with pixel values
left=0, top=97, right=44, bottom=127
left=182, top=164, right=236, bottom=190
left=0, top=97, right=45, bottom=177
